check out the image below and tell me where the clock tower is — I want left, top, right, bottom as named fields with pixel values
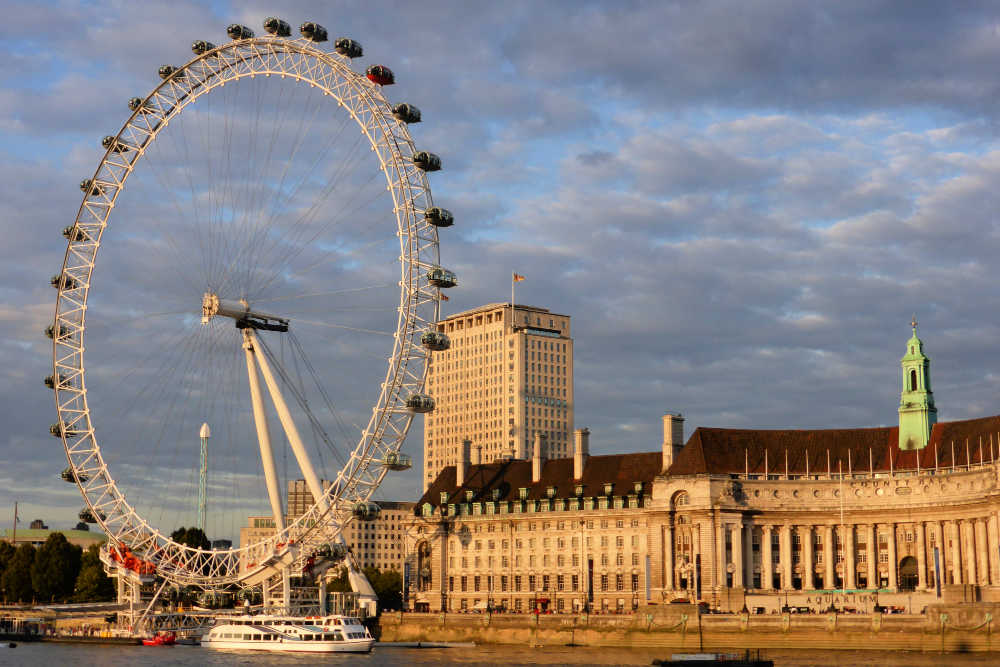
left=898, top=317, right=936, bottom=450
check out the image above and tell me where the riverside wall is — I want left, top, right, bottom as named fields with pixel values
left=378, top=603, right=1000, bottom=652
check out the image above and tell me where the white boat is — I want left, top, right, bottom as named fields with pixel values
left=201, top=613, right=374, bottom=653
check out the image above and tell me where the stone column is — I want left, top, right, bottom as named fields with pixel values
left=732, top=522, right=744, bottom=588
left=715, top=510, right=725, bottom=592
left=886, top=523, right=898, bottom=590
left=844, top=525, right=856, bottom=590
left=762, top=525, right=773, bottom=590
left=664, top=522, right=674, bottom=592
left=743, top=524, right=754, bottom=589
left=963, top=520, right=977, bottom=586
left=824, top=525, right=834, bottom=589
left=780, top=525, right=793, bottom=589
left=864, top=524, right=876, bottom=589
left=988, top=516, right=999, bottom=586
left=802, top=525, right=814, bottom=590
left=975, top=519, right=989, bottom=586
left=950, top=521, right=963, bottom=585
left=916, top=522, right=927, bottom=589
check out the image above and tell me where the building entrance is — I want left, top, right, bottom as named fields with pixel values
left=899, top=556, right=918, bottom=591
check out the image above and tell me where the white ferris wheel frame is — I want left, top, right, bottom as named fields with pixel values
left=51, top=34, right=441, bottom=588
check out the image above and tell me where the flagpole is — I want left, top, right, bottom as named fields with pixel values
left=11, top=501, right=16, bottom=546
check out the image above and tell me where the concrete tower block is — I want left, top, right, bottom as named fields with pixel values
left=662, top=413, right=685, bottom=472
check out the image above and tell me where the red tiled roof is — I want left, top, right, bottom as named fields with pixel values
left=668, top=414, right=1000, bottom=476
left=417, top=452, right=663, bottom=508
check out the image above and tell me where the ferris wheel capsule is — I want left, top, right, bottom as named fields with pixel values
left=79, top=179, right=104, bottom=196
left=101, top=136, right=130, bottom=153
left=227, top=24, right=254, bottom=40
left=45, top=324, right=68, bottom=340
left=334, top=38, right=363, bottom=58
left=79, top=508, right=106, bottom=523
left=412, top=151, right=441, bottom=172
left=191, top=40, right=216, bottom=55
left=158, top=65, right=183, bottom=81
left=383, top=452, right=413, bottom=471
left=50, top=422, right=79, bottom=438
left=263, top=17, right=291, bottom=37
left=352, top=501, right=381, bottom=521
left=424, top=207, right=453, bottom=227
left=426, top=267, right=457, bottom=288
left=299, top=22, right=328, bottom=42
left=365, top=65, right=394, bottom=86
left=392, top=103, right=421, bottom=124
left=63, top=225, right=87, bottom=242
left=61, top=467, right=89, bottom=483
left=406, top=393, right=436, bottom=413
left=420, top=331, right=450, bottom=351
left=128, top=97, right=153, bottom=114
left=51, top=274, right=78, bottom=290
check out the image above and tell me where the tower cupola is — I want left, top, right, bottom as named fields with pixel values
left=898, top=316, right=936, bottom=450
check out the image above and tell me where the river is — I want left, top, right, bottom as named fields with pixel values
left=2, top=643, right=999, bottom=666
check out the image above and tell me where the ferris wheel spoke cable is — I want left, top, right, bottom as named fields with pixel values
left=248, top=167, right=391, bottom=301
left=285, top=336, right=331, bottom=478
left=255, top=333, right=346, bottom=470
left=238, top=128, right=373, bottom=300
left=252, top=283, right=395, bottom=304
left=288, top=330, right=353, bottom=466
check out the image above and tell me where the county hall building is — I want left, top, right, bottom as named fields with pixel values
left=403, top=323, right=1000, bottom=613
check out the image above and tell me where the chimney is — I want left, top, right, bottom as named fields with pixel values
left=532, top=432, right=547, bottom=483
left=662, top=413, right=685, bottom=472
left=573, top=428, right=590, bottom=480
left=457, top=438, right=471, bottom=487
left=472, top=444, right=482, bottom=466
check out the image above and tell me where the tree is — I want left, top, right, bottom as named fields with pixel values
left=74, top=545, right=114, bottom=602
left=170, top=527, right=211, bottom=551
left=32, top=533, right=82, bottom=602
left=2, top=544, right=36, bottom=603
left=364, top=566, right=402, bottom=612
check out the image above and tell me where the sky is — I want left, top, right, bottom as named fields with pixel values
left=3, top=1, right=1000, bottom=540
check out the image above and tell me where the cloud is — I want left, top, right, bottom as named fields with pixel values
left=3, top=1, right=1000, bottom=546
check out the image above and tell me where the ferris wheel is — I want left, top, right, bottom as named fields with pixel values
left=48, top=17, right=455, bottom=595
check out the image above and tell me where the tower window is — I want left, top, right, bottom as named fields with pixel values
left=910, top=369, right=917, bottom=391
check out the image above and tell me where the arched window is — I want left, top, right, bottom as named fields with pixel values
left=672, top=491, right=689, bottom=508
left=910, top=369, right=918, bottom=391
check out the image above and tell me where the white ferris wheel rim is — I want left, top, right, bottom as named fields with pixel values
left=50, top=33, right=441, bottom=587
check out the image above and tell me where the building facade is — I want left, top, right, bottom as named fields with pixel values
left=239, top=480, right=412, bottom=574
left=404, top=327, right=1000, bottom=613
left=422, top=303, right=574, bottom=490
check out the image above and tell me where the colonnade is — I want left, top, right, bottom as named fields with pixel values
left=664, top=513, right=1000, bottom=594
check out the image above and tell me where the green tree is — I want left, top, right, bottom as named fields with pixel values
left=170, top=527, right=211, bottom=550
left=74, top=545, right=114, bottom=602
left=0, top=541, right=14, bottom=582
left=2, top=544, right=36, bottom=602
left=364, top=566, right=402, bottom=612
left=32, top=533, right=82, bottom=602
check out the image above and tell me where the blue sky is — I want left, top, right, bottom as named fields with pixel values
left=3, top=1, right=1000, bottom=540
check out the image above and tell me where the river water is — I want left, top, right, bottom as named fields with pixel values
left=2, top=643, right=999, bottom=666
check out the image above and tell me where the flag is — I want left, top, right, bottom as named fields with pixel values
left=512, top=273, right=526, bottom=282
left=439, top=293, right=450, bottom=301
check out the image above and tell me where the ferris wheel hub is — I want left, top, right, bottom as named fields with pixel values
left=201, top=292, right=290, bottom=332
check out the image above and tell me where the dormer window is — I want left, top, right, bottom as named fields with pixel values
left=440, top=491, right=449, bottom=504
left=518, top=487, right=528, bottom=500
left=574, top=484, right=584, bottom=497
left=465, top=489, right=475, bottom=502
left=633, top=482, right=643, bottom=494
left=546, top=486, right=556, bottom=498
left=603, top=483, right=614, bottom=496
left=491, top=488, right=501, bottom=501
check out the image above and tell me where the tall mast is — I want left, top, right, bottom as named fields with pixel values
left=198, top=423, right=210, bottom=533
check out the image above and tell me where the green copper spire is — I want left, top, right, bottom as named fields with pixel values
left=898, top=316, right=936, bottom=450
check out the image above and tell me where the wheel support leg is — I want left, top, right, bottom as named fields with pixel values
left=243, top=330, right=286, bottom=532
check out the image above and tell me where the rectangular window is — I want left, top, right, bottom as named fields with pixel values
left=600, top=575, right=609, bottom=591
left=572, top=574, right=579, bottom=591
left=616, top=574, right=624, bottom=591
left=514, top=575, right=522, bottom=592
left=474, top=576, right=481, bottom=592
left=461, top=576, right=467, bottom=592
left=542, top=575, right=550, bottom=591
left=631, top=573, right=639, bottom=591
left=528, top=575, right=536, bottom=591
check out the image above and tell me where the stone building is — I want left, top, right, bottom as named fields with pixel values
left=422, top=303, right=574, bottom=490
left=404, top=324, right=1000, bottom=613
left=240, top=479, right=412, bottom=573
